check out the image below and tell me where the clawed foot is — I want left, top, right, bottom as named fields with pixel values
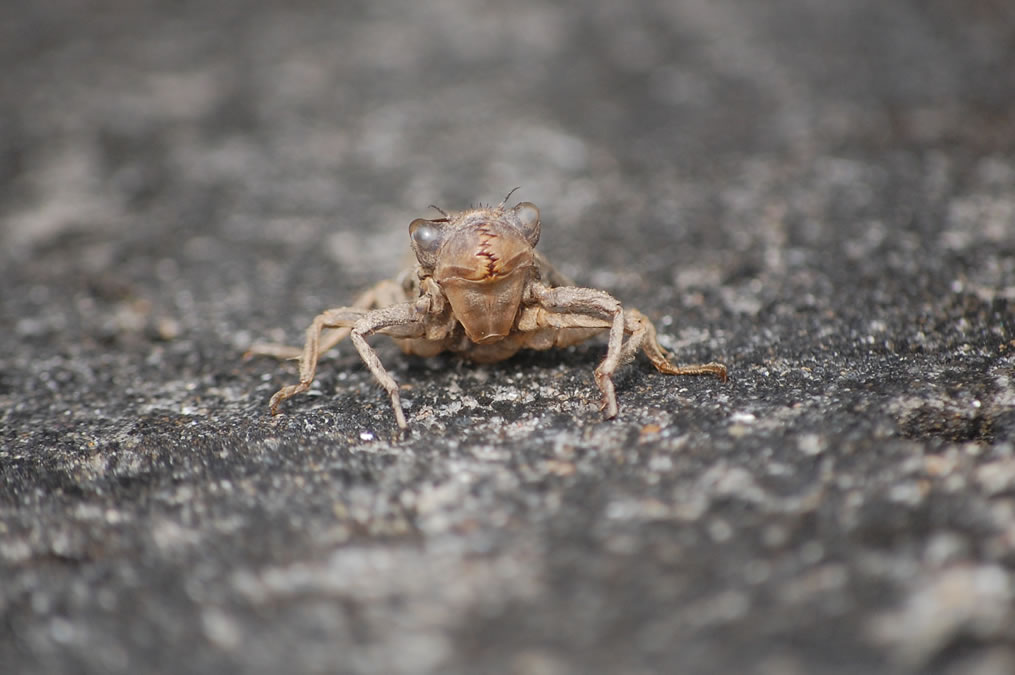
left=658, top=360, right=728, bottom=383
left=269, top=383, right=309, bottom=415
left=704, top=362, right=728, bottom=383
left=594, top=368, right=619, bottom=419
left=389, top=391, right=408, bottom=430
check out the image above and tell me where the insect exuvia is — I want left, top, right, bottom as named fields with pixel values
left=247, top=192, right=727, bottom=428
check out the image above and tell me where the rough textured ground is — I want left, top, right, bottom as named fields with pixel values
left=2, top=1, right=1015, bottom=673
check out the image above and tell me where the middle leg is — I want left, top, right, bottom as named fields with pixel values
left=268, top=306, right=371, bottom=414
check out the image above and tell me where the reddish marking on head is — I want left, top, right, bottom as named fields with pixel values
left=475, top=224, right=501, bottom=279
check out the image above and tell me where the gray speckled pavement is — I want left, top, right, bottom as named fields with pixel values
left=2, top=1, right=1014, bottom=673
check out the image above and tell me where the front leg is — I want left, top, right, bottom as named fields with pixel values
left=347, top=303, right=427, bottom=429
left=529, top=283, right=626, bottom=418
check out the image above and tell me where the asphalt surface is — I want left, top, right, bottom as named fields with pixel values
left=2, top=1, right=1015, bottom=673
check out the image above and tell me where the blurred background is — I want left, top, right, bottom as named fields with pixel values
left=4, top=0, right=1011, bottom=349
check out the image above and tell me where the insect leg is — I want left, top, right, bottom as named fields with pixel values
left=348, top=304, right=425, bottom=429
left=246, top=279, right=406, bottom=361
left=626, top=308, right=727, bottom=381
left=268, top=306, right=371, bottom=414
left=311, top=280, right=408, bottom=359
left=530, top=285, right=626, bottom=418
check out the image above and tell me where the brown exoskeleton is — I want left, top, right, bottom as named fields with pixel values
left=247, top=193, right=727, bottom=429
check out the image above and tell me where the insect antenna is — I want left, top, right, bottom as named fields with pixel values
left=428, top=204, right=449, bottom=218
left=500, top=186, right=521, bottom=206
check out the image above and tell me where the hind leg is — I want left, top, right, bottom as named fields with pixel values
left=245, top=279, right=407, bottom=360
left=625, top=308, right=727, bottom=381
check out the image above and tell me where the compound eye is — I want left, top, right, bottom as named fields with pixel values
left=409, top=218, right=445, bottom=265
left=512, top=202, right=541, bottom=245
